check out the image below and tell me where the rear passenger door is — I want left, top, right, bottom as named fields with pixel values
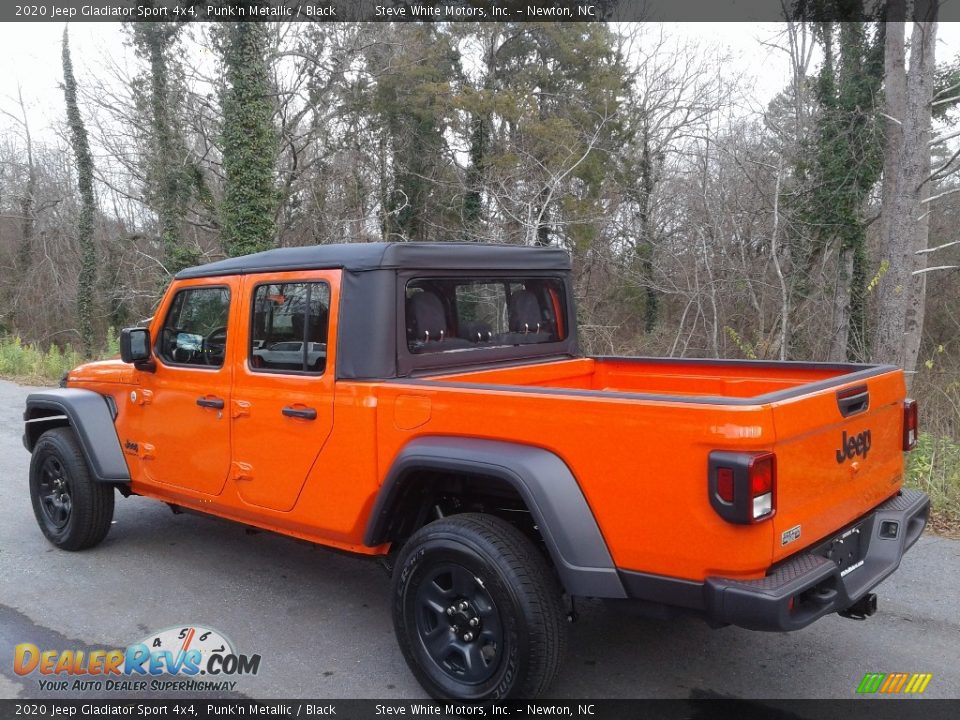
left=230, top=272, right=339, bottom=511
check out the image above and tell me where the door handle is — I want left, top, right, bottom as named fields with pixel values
left=196, top=396, right=225, bottom=409
left=837, top=385, right=869, bottom=417
left=282, top=405, right=317, bottom=420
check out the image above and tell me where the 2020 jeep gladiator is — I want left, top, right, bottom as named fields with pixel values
left=24, top=242, right=929, bottom=699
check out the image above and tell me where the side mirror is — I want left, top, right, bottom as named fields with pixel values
left=120, top=327, right=151, bottom=364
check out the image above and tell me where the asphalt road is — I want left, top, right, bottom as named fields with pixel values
left=0, top=378, right=958, bottom=701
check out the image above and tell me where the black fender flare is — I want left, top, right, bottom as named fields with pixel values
left=23, top=389, right=130, bottom=483
left=365, top=436, right=626, bottom=598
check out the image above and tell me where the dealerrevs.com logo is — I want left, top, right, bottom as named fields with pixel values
left=13, top=625, right=260, bottom=693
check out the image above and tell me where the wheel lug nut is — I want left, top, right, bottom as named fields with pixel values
left=458, top=601, right=468, bottom=611
left=469, top=618, right=479, bottom=627
left=446, top=607, right=455, bottom=615
left=463, top=632, right=474, bottom=641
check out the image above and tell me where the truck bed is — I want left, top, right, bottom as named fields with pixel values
left=428, top=356, right=884, bottom=402
left=376, top=355, right=906, bottom=582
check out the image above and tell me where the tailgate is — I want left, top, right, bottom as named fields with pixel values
left=769, top=368, right=906, bottom=562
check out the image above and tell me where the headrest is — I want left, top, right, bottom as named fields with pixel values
left=509, top=290, right=543, bottom=333
left=408, top=291, right=448, bottom=341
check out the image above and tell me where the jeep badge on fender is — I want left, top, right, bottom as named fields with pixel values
left=836, top=429, right=872, bottom=464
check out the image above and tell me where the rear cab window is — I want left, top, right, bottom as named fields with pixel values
left=404, top=276, right=568, bottom=355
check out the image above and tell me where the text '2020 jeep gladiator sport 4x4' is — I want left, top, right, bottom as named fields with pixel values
left=24, top=242, right=928, bottom=699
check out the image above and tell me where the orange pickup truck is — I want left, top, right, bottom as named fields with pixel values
left=23, top=243, right=928, bottom=699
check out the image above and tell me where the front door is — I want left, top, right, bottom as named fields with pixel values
left=137, top=280, right=235, bottom=496
left=229, top=271, right=338, bottom=512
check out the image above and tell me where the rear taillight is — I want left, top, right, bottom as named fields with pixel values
left=717, top=467, right=735, bottom=503
left=708, top=451, right=777, bottom=524
left=749, top=454, right=775, bottom=520
left=903, top=399, right=918, bottom=451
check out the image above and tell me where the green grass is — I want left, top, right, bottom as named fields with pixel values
left=0, top=334, right=113, bottom=386
left=906, top=432, right=960, bottom=536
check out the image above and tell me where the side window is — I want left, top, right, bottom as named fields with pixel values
left=157, top=286, right=231, bottom=368
left=250, top=282, right=330, bottom=374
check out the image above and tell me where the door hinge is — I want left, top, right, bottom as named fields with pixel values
left=232, top=400, right=251, bottom=419
left=231, top=461, right=253, bottom=482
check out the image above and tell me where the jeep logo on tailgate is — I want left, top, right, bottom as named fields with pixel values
left=836, top=429, right=871, bottom=464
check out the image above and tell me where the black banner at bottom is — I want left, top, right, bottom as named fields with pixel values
left=1, top=699, right=958, bottom=720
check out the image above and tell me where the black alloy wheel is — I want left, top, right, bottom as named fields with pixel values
left=392, top=513, right=566, bottom=700
left=29, top=427, right=115, bottom=551
left=37, top=455, right=73, bottom=530
left=414, top=562, right=504, bottom=685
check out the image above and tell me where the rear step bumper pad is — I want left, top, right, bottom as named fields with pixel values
left=703, top=488, right=930, bottom=631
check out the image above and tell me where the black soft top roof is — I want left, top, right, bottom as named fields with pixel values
left=175, top=242, right=571, bottom=279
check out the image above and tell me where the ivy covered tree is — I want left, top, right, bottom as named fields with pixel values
left=367, top=24, right=461, bottom=242
left=213, top=19, right=279, bottom=257
left=129, top=16, right=199, bottom=273
left=61, top=27, right=99, bottom=355
left=796, top=7, right=883, bottom=361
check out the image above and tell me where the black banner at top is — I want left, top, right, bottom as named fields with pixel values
left=1, top=0, right=953, bottom=23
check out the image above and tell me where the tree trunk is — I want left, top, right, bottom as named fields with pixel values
left=638, top=127, right=658, bottom=333
left=873, top=13, right=936, bottom=384
left=848, top=241, right=868, bottom=360
left=463, top=32, right=497, bottom=239
left=830, top=247, right=853, bottom=362
left=902, top=19, right=937, bottom=379
left=216, top=22, right=279, bottom=257
left=141, top=23, right=194, bottom=273
left=61, top=27, right=98, bottom=356
left=877, top=17, right=905, bottom=267
left=17, top=86, right=36, bottom=274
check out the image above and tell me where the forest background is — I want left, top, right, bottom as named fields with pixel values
left=1, top=6, right=958, bottom=528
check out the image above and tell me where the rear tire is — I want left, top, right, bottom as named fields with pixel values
left=391, top=513, right=566, bottom=700
left=29, top=427, right=114, bottom=551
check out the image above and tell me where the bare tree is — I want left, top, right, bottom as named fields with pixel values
left=874, top=13, right=938, bottom=378
left=0, top=86, right=38, bottom=273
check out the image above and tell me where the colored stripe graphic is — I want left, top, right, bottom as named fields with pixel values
left=857, top=673, right=886, bottom=693
left=890, top=673, right=909, bottom=693
left=908, top=674, right=933, bottom=694
left=857, top=672, right=932, bottom=694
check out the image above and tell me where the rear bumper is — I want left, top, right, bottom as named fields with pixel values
left=618, top=488, right=930, bottom=631
left=705, top=488, right=929, bottom=630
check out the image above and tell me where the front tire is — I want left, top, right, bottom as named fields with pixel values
left=29, top=427, right=114, bottom=551
left=391, top=513, right=566, bottom=700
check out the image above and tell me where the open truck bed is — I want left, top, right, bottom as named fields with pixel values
left=374, top=355, right=919, bottom=585
left=426, top=356, right=889, bottom=402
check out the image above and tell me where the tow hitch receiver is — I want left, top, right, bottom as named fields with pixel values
left=839, top=592, right=877, bottom=620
